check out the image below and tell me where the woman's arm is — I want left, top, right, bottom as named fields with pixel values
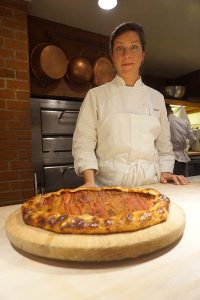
left=80, top=169, right=96, bottom=187
left=72, top=90, right=99, bottom=179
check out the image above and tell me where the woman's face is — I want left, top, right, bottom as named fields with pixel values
left=112, top=30, right=145, bottom=78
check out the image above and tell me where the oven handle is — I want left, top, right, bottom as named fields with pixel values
left=33, top=172, right=45, bottom=195
left=61, top=165, right=75, bottom=175
left=59, top=110, right=79, bottom=120
left=33, top=172, right=38, bottom=195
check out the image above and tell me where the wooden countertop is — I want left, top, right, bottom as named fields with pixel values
left=1, top=176, right=200, bottom=300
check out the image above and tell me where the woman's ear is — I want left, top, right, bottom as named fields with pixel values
left=141, top=51, right=145, bottom=63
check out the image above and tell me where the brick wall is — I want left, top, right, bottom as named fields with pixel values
left=0, top=0, right=34, bottom=206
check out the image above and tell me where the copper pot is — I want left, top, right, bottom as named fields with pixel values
left=66, top=56, right=93, bottom=85
left=31, top=43, right=68, bottom=84
left=93, top=56, right=115, bottom=86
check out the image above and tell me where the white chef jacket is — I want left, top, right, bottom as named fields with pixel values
left=168, top=114, right=196, bottom=163
left=72, top=75, right=174, bottom=187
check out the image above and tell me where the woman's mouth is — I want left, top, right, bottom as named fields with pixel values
left=122, top=62, right=134, bottom=66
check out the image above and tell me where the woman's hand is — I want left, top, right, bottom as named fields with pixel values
left=160, top=172, right=189, bottom=185
left=78, top=182, right=96, bottom=188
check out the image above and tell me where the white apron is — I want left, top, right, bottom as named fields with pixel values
left=95, top=84, right=161, bottom=187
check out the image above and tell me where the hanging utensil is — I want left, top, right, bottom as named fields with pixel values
left=31, top=43, right=68, bottom=84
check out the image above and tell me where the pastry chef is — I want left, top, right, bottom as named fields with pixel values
left=72, top=22, right=189, bottom=187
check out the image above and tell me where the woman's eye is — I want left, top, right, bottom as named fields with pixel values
left=131, top=44, right=139, bottom=50
left=115, top=46, right=123, bottom=52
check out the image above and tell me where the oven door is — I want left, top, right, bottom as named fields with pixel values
left=41, top=109, right=79, bottom=135
left=44, top=165, right=84, bottom=192
left=42, top=136, right=73, bottom=165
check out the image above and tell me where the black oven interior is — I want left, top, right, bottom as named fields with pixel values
left=30, top=97, right=84, bottom=194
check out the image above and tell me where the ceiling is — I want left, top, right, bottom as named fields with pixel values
left=27, top=0, right=200, bottom=79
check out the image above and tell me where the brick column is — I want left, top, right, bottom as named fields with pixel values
left=0, top=0, right=34, bottom=205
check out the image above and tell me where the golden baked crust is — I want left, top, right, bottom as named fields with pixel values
left=21, top=186, right=170, bottom=234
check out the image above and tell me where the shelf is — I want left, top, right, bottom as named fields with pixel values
left=165, top=99, right=200, bottom=114
left=165, top=99, right=200, bottom=109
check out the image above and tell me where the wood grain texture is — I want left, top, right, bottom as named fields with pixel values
left=5, top=202, right=185, bottom=262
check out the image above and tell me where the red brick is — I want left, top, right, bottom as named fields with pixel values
left=0, top=58, right=5, bottom=68
left=6, top=79, right=29, bottom=90
left=16, top=111, right=31, bottom=121
left=15, top=50, right=28, bottom=61
left=21, top=189, right=34, bottom=200
left=10, top=160, right=32, bottom=170
left=1, top=139, right=31, bottom=152
left=1, top=18, right=14, bottom=29
left=17, top=139, right=32, bottom=149
left=0, top=182, right=10, bottom=191
left=0, top=0, right=26, bottom=11
left=16, top=90, right=29, bottom=100
left=0, top=140, right=17, bottom=150
left=0, top=191, right=21, bottom=202
left=0, top=37, right=4, bottom=48
left=0, top=78, right=5, bottom=88
left=0, top=171, right=18, bottom=181
left=19, top=149, right=32, bottom=159
left=6, top=100, right=30, bottom=110
left=6, top=59, right=28, bottom=71
left=0, top=110, right=15, bottom=120
left=16, top=70, right=29, bottom=80
left=0, top=68, right=15, bottom=79
left=0, top=161, right=9, bottom=171
left=7, top=119, right=31, bottom=129
left=14, top=10, right=27, bottom=21
left=5, top=39, right=28, bottom=51
left=0, top=100, right=5, bottom=109
left=11, top=179, right=33, bottom=190
left=0, top=0, right=29, bottom=205
left=0, top=129, right=17, bottom=139
left=0, top=6, right=13, bottom=18
left=0, top=26, right=14, bottom=39
left=17, top=130, right=31, bottom=139
left=14, top=30, right=27, bottom=41
left=0, top=150, right=17, bottom=160
left=13, top=20, right=27, bottom=31
left=0, top=49, right=14, bottom=59
left=19, top=169, right=34, bottom=180
left=0, top=120, right=7, bottom=129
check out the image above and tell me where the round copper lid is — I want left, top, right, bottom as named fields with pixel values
left=66, top=56, right=93, bottom=85
left=31, top=43, right=68, bottom=83
left=93, top=56, right=115, bottom=86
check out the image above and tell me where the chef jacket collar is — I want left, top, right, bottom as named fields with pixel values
left=112, top=75, right=143, bottom=87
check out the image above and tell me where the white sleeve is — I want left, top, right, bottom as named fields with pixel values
left=155, top=97, right=175, bottom=172
left=72, top=90, right=99, bottom=176
left=187, top=123, right=196, bottom=145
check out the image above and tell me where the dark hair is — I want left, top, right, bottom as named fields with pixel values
left=109, top=22, right=146, bottom=54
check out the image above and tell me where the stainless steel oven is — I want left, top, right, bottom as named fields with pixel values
left=30, top=97, right=84, bottom=194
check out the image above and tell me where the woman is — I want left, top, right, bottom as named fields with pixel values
left=72, top=22, right=189, bottom=187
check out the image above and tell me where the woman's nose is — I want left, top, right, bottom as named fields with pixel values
left=123, top=48, right=132, bottom=57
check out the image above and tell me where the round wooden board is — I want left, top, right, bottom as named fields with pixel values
left=5, top=203, right=185, bottom=262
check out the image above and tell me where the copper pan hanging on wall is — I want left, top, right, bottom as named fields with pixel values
left=30, top=43, right=68, bottom=84
left=93, top=56, right=115, bottom=86
left=66, top=56, right=93, bottom=85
